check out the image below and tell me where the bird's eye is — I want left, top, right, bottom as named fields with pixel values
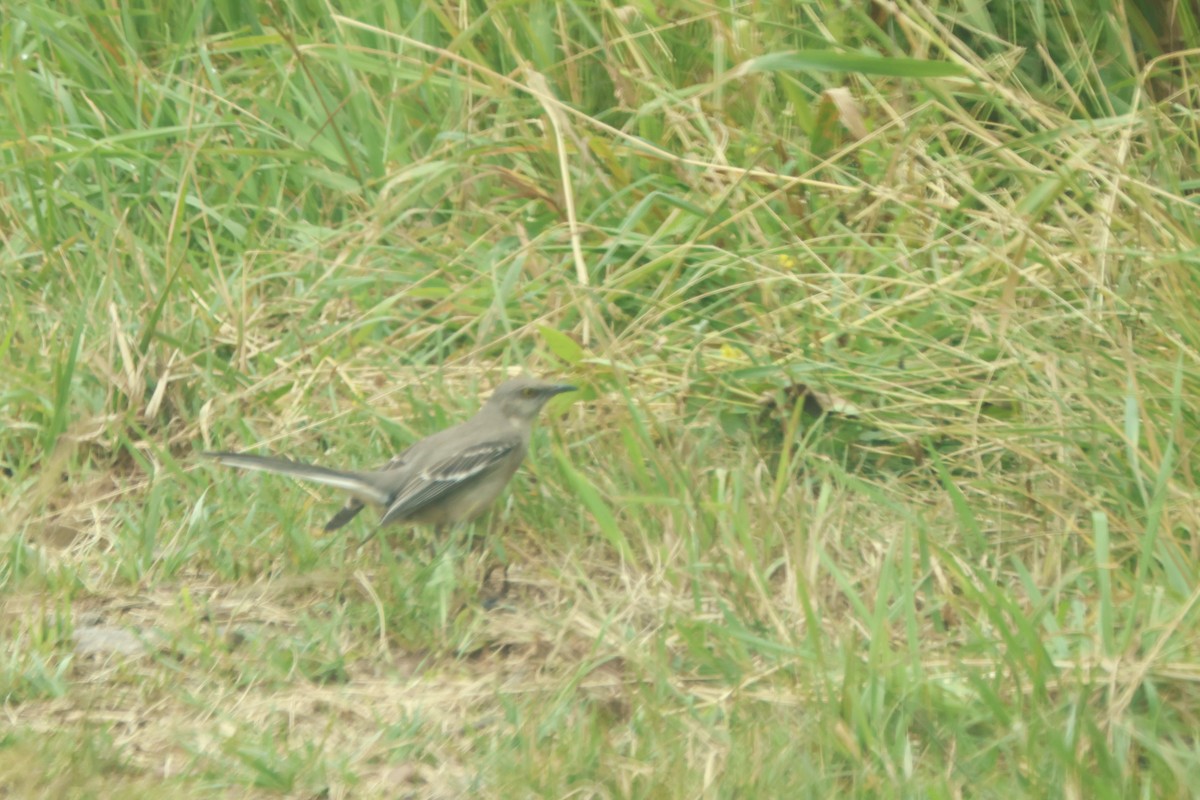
left=521, top=388, right=537, bottom=398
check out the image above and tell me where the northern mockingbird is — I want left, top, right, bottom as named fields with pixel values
left=203, top=376, right=575, bottom=535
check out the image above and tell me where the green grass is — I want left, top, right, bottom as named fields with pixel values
left=3, top=0, right=1200, bottom=796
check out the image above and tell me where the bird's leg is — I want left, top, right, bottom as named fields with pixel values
left=480, top=560, right=510, bottom=609
left=318, top=520, right=377, bottom=556
left=425, top=524, right=445, bottom=561
left=478, top=519, right=510, bottom=608
left=336, top=522, right=376, bottom=561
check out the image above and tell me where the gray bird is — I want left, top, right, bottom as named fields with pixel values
left=203, top=376, right=576, bottom=535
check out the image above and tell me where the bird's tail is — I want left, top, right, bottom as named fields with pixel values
left=202, top=452, right=391, bottom=506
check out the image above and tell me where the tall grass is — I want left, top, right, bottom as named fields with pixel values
left=2, top=0, right=1199, bottom=796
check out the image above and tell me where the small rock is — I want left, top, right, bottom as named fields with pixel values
left=72, top=626, right=147, bottom=658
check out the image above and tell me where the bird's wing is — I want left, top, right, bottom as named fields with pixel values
left=323, top=499, right=366, bottom=531
left=379, top=441, right=517, bottom=526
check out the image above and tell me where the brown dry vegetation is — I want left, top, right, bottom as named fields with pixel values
left=3, top=1, right=1200, bottom=797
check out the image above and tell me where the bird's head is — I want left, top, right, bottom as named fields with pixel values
left=487, top=376, right=577, bottom=422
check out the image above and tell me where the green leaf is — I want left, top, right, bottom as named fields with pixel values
left=736, top=51, right=965, bottom=79
left=556, top=452, right=629, bottom=561
left=539, top=326, right=585, bottom=365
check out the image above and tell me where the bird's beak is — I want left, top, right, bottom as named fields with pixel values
left=545, top=384, right=577, bottom=396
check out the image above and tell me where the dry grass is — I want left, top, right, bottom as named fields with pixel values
left=3, top=0, right=1200, bottom=796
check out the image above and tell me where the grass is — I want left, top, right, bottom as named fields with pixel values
left=2, top=0, right=1199, bottom=796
